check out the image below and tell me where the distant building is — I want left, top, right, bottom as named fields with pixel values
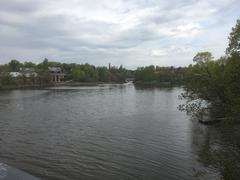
left=48, top=67, right=65, bottom=83
left=20, top=68, right=38, bottom=78
left=9, top=72, right=22, bottom=78
left=10, top=68, right=38, bottom=78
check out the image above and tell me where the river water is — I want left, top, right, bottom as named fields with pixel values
left=0, top=84, right=239, bottom=179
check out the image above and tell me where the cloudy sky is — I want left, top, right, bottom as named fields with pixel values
left=0, top=0, right=239, bottom=68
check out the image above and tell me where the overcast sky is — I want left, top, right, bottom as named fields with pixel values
left=0, top=0, right=239, bottom=68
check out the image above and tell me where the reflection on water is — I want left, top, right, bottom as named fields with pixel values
left=191, top=121, right=240, bottom=180
left=0, top=84, right=239, bottom=179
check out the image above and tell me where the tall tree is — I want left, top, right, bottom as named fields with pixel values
left=226, top=19, right=240, bottom=55
left=8, top=59, right=21, bottom=72
left=193, top=52, right=213, bottom=64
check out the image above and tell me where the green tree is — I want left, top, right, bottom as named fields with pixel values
left=224, top=53, right=240, bottom=114
left=71, top=67, right=86, bottom=82
left=9, top=59, right=21, bottom=72
left=37, top=58, right=49, bottom=70
left=0, top=72, right=15, bottom=86
left=23, top=61, right=36, bottom=68
left=179, top=52, right=229, bottom=119
left=193, top=52, right=213, bottom=64
left=226, top=19, right=240, bottom=55
left=97, top=67, right=110, bottom=82
left=135, top=66, right=156, bottom=82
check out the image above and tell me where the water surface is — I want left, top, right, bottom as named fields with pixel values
left=0, top=84, right=238, bottom=179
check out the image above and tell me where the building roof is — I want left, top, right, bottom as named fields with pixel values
left=48, top=67, right=62, bottom=73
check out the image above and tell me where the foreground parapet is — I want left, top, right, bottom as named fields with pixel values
left=0, top=163, right=39, bottom=180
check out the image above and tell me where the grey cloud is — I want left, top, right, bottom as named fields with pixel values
left=0, top=0, right=46, bottom=13
left=0, top=0, right=239, bottom=68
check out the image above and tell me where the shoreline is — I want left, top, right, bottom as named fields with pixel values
left=0, top=81, right=127, bottom=90
left=0, top=84, right=52, bottom=90
left=133, top=81, right=183, bottom=87
left=0, top=81, right=185, bottom=90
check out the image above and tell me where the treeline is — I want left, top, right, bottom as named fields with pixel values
left=134, top=66, right=186, bottom=85
left=0, top=60, right=49, bottom=86
left=71, top=64, right=128, bottom=83
left=35, top=59, right=129, bottom=83
left=180, top=20, right=240, bottom=120
left=0, top=59, right=130, bottom=87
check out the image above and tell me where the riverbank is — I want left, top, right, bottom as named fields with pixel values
left=63, top=81, right=126, bottom=86
left=0, top=84, right=51, bottom=90
left=134, top=81, right=183, bottom=87
left=0, top=81, right=127, bottom=90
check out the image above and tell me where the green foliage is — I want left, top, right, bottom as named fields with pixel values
left=23, top=61, right=36, bottom=68
left=0, top=64, right=10, bottom=72
left=71, top=67, right=87, bottom=82
left=224, top=53, right=240, bottom=114
left=134, top=65, right=186, bottom=84
left=193, top=52, right=213, bottom=64
left=37, top=58, right=61, bottom=70
left=97, top=67, right=110, bottom=82
left=35, top=68, right=51, bottom=85
left=0, top=57, right=128, bottom=86
left=180, top=20, right=240, bottom=120
left=8, top=59, right=21, bottom=72
left=69, top=64, right=126, bottom=83
left=109, top=66, right=127, bottom=83
left=226, top=19, right=240, bottom=55
left=0, top=72, right=15, bottom=86
left=135, top=66, right=156, bottom=82
left=181, top=52, right=240, bottom=119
